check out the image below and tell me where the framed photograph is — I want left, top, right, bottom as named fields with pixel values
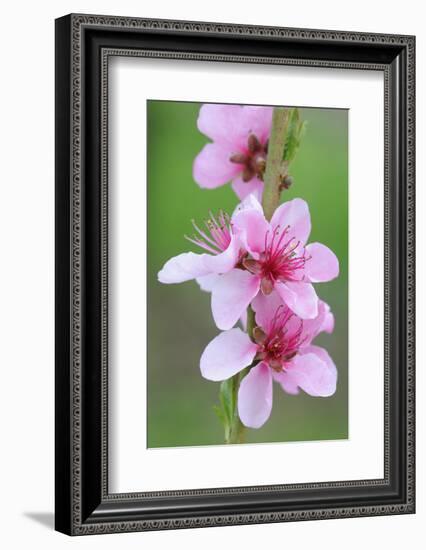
left=55, top=14, right=415, bottom=535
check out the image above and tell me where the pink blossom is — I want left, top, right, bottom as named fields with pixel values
left=158, top=195, right=339, bottom=331
left=193, top=104, right=273, bottom=201
left=200, top=293, right=337, bottom=428
left=209, top=195, right=339, bottom=328
left=157, top=205, right=261, bottom=326
left=157, top=210, right=242, bottom=284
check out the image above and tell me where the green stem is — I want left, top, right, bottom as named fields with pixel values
left=227, top=372, right=246, bottom=444
left=226, top=307, right=256, bottom=444
left=262, top=107, right=290, bottom=220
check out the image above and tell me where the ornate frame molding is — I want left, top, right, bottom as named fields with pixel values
left=55, top=13, right=415, bottom=535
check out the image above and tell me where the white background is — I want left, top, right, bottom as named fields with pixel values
left=0, top=0, right=423, bottom=548
left=110, top=59, right=384, bottom=492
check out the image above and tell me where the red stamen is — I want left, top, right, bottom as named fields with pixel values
left=255, top=225, right=309, bottom=286
left=257, top=306, right=304, bottom=372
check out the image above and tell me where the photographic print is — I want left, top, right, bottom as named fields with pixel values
left=147, top=101, right=348, bottom=447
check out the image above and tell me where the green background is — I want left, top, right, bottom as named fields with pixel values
left=147, top=101, right=348, bottom=447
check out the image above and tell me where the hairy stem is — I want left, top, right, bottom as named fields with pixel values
left=262, top=107, right=290, bottom=220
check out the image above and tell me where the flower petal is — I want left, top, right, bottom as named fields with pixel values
left=232, top=204, right=270, bottom=259
left=251, top=291, right=285, bottom=332
left=273, top=370, right=300, bottom=395
left=158, top=252, right=210, bottom=284
left=305, top=243, right=339, bottom=282
left=200, top=328, right=258, bottom=382
left=287, top=347, right=337, bottom=397
left=298, top=300, right=333, bottom=345
left=238, top=362, right=273, bottom=428
left=197, top=104, right=273, bottom=151
left=322, top=303, right=335, bottom=334
left=275, top=281, right=318, bottom=319
left=231, top=175, right=264, bottom=201
left=241, top=106, right=273, bottom=144
left=193, top=143, right=240, bottom=189
left=197, top=104, right=248, bottom=148
left=203, top=232, right=241, bottom=274
left=231, top=192, right=264, bottom=218
left=196, top=273, right=220, bottom=292
left=270, top=198, right=311, bottom=247
left=211, top=270, right=260, bottom=330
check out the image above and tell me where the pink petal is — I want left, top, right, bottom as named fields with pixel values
left=304, top=345, right=337, bottom=374
left=275, top=281, right=318, bottom=319
left=241, top=106, right=273, bottom=144
left=231, top=193, right=263, bottom=225
left=159, top=235, right=240, bottom=287
left=238, top=362, right=273, bottom=428
left=197, top=104, right=249, bottom=148
left=200, top=328, right=258, bottom=382
left=287, top=347, right=337, bottom=397
left=251, top=291, right=284, bottom=331
left=197, top=104, right=273, bottom=151
left=193, top=143, right=240, bottom=189
left=231, top=192, right=263, bottom=218
left=322, top=304, right=335, bottom=334
left=304, top=243, right=339, bottom=282
left=273, top=370, right=300, bottom=395
left=203, top=233, right=241, bottom=274
left=231, top=175, right=264, bottom=201
left=211, top=269, right=260, bottom=330
left=298, top=300, right=334, bottom=345
left=196, top=273, right=220, bottom=292
left=270, top=198, right=311, bottom=247
left=232, top=205, right=270, bottom=259
left=158, top=252, right=210, bottom=284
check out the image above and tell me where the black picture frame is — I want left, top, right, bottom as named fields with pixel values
left=55, top=13, right=415, bottom=535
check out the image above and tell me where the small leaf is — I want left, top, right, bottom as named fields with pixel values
left=219, top=378, right=235, bottom=425
left=283, top=108, right=307, bottom=163
left=213, top=405, right=230, bottom=441
left=213, top=404, right=225, bottom=424
left=214, top=378, right=237, bottom=442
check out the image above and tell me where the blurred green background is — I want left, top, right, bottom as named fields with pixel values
left=147, top=101, right=348, bottom=447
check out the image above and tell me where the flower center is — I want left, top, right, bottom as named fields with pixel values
left=253, top=307, right=304, bottom=372
left=185, top=211, right=232, bottom=254
left=243, top=225, right=310, bottom=294
left=229, top=133, right=268, bottom=182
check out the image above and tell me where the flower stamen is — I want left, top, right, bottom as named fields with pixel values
left=242, top=225, right=310, bottom=290
left=256, top=306, right=304, bottom=372
left=185, top=211, right=232, bottom=255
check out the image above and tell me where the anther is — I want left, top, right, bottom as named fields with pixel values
left=230, top=153, right=248, bottom=164
left=248, top=133, right=262, bottom=153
